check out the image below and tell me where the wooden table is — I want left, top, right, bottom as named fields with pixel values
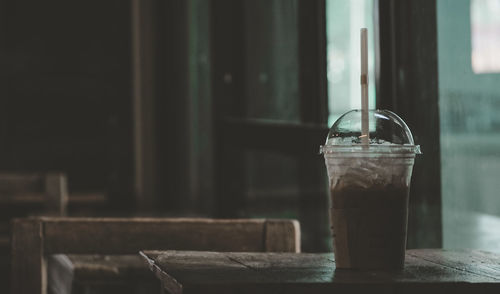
left=140, top=249, right=500, bottom=294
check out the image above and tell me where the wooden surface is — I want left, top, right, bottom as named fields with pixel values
left=10, top=219, right=47, bottom=294
left=40, top=217, right=300, bottom=254
left=0, top=173, right=67, bottom=253
left=44, top=173, right=68, bottom=216
left=0, top=174, right=43, bottom=194
left=11, top=217, right=300, bottom=294
left=0, top=173, right=67, bottom=215
left=65, top=255, right=154, bottom=284
left=0, top=173, right=67, bottom=293
left=141, top=249, right=500, bottom=294
left=264, top=219, right=301, bottom=253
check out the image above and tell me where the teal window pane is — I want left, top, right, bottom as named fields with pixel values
left=438, top=0, right=500, bottom=253
left=326, top=0, right=376, bottom=126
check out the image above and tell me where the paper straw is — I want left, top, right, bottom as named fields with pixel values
left=360, top=28, right=369, bottom=146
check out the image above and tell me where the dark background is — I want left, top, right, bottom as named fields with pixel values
left=0, top=0, right=133, bottom=206
left=0, top=0, right=441, bottom=252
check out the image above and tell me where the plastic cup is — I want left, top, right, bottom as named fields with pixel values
left=320, top=110, right=421, bottom=270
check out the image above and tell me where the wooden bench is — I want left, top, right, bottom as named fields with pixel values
left=11, top=217, right=301, bottom=294
left=0, top=172, right=67, bottom=217
left=0, top=173, right=67, bottom=291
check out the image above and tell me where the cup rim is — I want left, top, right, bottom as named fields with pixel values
left=320, top=144, right=421, bottom=155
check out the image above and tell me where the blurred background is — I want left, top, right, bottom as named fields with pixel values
left=0, top=0, right=499, bottom=253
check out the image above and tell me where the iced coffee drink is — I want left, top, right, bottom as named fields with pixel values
left=330, top=168, right=410, bottom=269
left=321, top=110, right=420, bottom=270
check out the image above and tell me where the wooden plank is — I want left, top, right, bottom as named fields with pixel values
left=224, top=251, right=335, bottom=284
left=0, top=174, right=68, bottom=213
left=141, top=250, right=263, bottom=294
left=44, top=173, right=68, bottom=216
left=11, top=218, right=46, bottom=294
left=264, top=219, right=300, bottom=253
left=0, top=193, right=45, bottom=205
left=68, top=192, right=107, bottom=205
left=407, top=249, right=500, bottom=281
left=42, top=218, right=267, bottom=254
left=39, top=218, right=298, bottom=292
left=11, top=217, right=297, bottom=293
left=141, top=250, right=500, bottom=294
left=0, top=173, right=43, bottom=194
left=66, top=255, right=154, bottom=284
left=142, top=251, right=188, bottom=294
left=67, top=193, right=108, bottom=216
left=226, top=251, right=493, bottom=284
left=49, top=254, right=162, bottom=294
left=182, top=283, right=500, bottom=294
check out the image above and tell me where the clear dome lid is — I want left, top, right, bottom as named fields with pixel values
left=320, top=109, right=421, bottom=154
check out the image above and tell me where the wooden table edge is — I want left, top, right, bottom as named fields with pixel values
left=139, top=251, right=183, bottom=294
left=140, top=250, right=500, bottom=294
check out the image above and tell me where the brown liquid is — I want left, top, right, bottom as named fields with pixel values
left=330, top=181, right=409, bottom=269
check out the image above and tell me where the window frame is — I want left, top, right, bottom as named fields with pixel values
left=210, top=0, right=330, bottom=252
left=375, top=0, right=442, bottom=248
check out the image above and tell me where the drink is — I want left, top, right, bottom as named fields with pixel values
left=321, top=109, right=420, bottom=270
left=330, top=180, right=409, bottom=269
